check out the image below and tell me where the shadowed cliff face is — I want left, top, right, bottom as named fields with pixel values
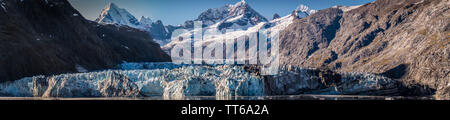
left=279, top=0, right=449, bottom=98
left=0, top=0, right=171, bottom=82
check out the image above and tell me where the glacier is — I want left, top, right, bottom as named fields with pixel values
left=0, top=62, right=402, bottom=100
left=0, top=63, right=265, bottom=100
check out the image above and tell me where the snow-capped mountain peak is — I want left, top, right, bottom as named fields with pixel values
left=193, top=0, right=267, bottom=30
left=296, top=4, right=312, bottom=13
left=228, top=1, right=248, bottom=16
left=293, top=4, right=317, bottom=18
left=238, top=0, right=247, bottom=5
left=195, top=6, right=230, bottom=26
left=227, top=0, right=267, bottom=22
left=163, top=3, right=315, bottom=54
left=95, top=3, right=172, bottom=46
left=96, top=3, right=141, bottom=28
left=139, top=16, right=152, bottom=27
left=228, top=0, right=248, bottom=14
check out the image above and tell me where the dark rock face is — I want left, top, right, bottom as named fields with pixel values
left=0, top=0, right=171, bottom=82
left=147, top=20, right=168, bottom=40
left=94, top=23, right=171, bottom=62
left=272, top=13, right=281, bottom=20
left=279, top=0, right=449, bottom=98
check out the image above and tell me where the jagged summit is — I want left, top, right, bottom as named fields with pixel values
left=96, top=2, right=141, bottom=28
left=293, top=4, right=317, bottom=18
left=228, top=0, right=249, bottom=13
left=194, top=0, right=268, bottom=29
left=296, top=4, right=315, bottom=13
left=227, top=0, right=268, bottom=23
left=139, top=16, right=152, bottom=27
left=95, top=3, right=171, bottom=46
left=238, top=0, right=247, bottom=4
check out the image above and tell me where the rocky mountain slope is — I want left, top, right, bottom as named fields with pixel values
left=0, top=0, right=171, bottom=82
left=279, top=0, right=449, bottom=98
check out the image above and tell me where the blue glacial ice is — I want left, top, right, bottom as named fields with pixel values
left=0, top=62, right=400, bottom=99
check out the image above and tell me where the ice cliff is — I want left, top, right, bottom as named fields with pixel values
left=0, top=63, right=402, bottom=99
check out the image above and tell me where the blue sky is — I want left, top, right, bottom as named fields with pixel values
left=68, top=0, right=375, bottom=25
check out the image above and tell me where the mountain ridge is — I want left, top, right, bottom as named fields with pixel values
left=162, top=2, right=316, bottom=53
left=279, top=0, right=449, bottom=98
left=95, top=1, right=315, bottom=47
